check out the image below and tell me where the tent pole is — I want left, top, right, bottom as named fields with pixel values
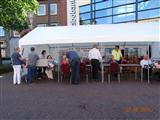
left=147, top=42, right=150, bottom=84
left=100, top=42, right=104, bottom=83
left=48, top=45, right=51, bottom=55
left=57, top=45, right=60, bottom=83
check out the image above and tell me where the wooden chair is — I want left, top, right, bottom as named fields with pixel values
left=60, top=63, right=71, bottom=83
left=80, top=62, right=89, bottom=83
left=108, top=62, right=120, bottom=83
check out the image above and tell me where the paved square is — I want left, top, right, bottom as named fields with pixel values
left=0, top=73, right=160, bottom=120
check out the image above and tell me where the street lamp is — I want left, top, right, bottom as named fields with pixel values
left=28, top=12, right=33, bottom=29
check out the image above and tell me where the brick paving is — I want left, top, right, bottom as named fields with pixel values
left=0, top=73, right=160, bottom=120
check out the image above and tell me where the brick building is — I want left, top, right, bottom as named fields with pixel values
left=33, top=0, right=67, bottom=27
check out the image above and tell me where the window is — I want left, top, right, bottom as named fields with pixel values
left=138, top=9, right=160, bottom=20
left=80, top=13, right=91, bottom=20
left=80, top=20, right=91, bottom=25
left=50, top=4, right=57, bottom=15
left=95, top=1, right=107, bottom=10
left=0, top=26, right=5, bottom=36
left=113, top=13, right=135, bottom=23
left=37, top=24, right=47, bottom=27
left=80, top=5, right=91, bottom=13
left=125, top=48, right=138, bottom=56
left=37, top=4, right=46, bottom=16
left=113, top=0, right=135, bottom=6
left=95, top=9, right=112, bottom=17
left=96, top=17, right=112, bottom=24
left=50, top=23, right=58, bottom=26
left=13, top=31, right=20, bottom=37
left=138, top=0, right=160, bottom=10
left=114, top=4, right=135, bottom=17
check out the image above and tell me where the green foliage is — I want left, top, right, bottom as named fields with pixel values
left=0, top=0, right=39, bottom=32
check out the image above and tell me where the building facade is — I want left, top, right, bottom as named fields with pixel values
left=80, top=0, right=160, bottom=24
left=34, top=0, right=67, bottom=27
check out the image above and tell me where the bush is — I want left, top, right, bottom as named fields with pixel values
left=0, top=64, right=13, bottom=75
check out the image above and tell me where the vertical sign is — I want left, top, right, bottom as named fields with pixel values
left=67, top=0, right=79, bottom=26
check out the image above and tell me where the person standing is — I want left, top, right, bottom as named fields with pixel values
left=112, top=45, right=123, bottom=64
left=66, top=50, right=80, bottom=85
left=11, top=47, right=23, bottom=85
left=27, top=47, right=39, bottom=83
left=40, top=50, right=47, bottom=75
left=88, top=44, right=102, bottom=80
left=40, top=50, right=46, bottom=59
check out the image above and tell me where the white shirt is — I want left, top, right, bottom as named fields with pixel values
left=88, top=48, right=102, bottom=61
left=140, top=59, right=152, bottom=68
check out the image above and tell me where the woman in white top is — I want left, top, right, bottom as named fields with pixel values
left=140, top=55, right=152, bottom=68
left=140, top=55, right=152, bottom=80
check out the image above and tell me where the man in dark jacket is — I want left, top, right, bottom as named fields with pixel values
left=66, top=50, right=80, bottom=85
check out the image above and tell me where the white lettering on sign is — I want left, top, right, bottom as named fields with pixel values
left=67, top=0, right=79, bottom=26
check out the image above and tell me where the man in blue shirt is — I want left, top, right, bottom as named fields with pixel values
left=66, top=50, right=80, bottom=85
left=27, top=47, right=39, bottom=83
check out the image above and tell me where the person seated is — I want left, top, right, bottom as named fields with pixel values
left=140, top=55, right=152, bottom=80
left=121, top=57, right=128, bottom=64
left=154, top=60, right=160, bottom=69
left=45, top=55, right=54, bottom=80
left=153, top=60, right=160, bottom=78
left=140, top=55, right=152, bottom=68
left=128, top=56, right=139, bottom=73
left=121, top=57, right=129, bottom=72
left=60, top=55, right=69, bottom=65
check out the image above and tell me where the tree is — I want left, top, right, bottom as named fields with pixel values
left=0, top=0, right=39, bottom=65
left=0, top=0, right=39, bottom=32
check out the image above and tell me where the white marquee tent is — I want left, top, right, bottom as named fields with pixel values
left=19, top=22, right=160, bottom=83
left=19, top=22, right=159, bottom=46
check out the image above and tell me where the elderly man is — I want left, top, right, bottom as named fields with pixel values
left=88, top=44, right=102, bottom=80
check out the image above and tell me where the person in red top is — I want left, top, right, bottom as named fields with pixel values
left=60, top=55, right=69, bottom=65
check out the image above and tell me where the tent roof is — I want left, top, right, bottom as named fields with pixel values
left=19, top=22, right=159, bottom=46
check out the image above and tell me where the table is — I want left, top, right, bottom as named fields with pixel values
left=100, top=63, right=142, bottom=83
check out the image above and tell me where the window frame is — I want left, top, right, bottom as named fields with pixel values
left=50, top=3, right=57, bottom=15
left=37, top=4, right=46, bottom=16
left=37, top=24, right=47, bottom=27
left=0, top=26, right=5, bottom=37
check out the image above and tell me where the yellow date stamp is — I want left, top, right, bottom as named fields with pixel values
left=124, top=106, right=153, bottom=112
